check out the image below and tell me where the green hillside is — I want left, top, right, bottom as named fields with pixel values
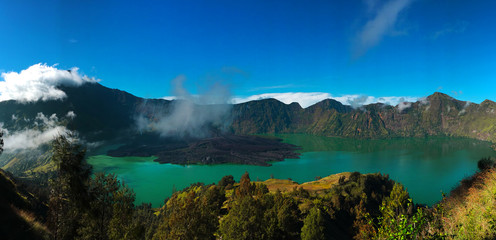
left=231, top=92, right=496, bottom=143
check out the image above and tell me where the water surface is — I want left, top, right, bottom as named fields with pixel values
left=87, top=135, right=495, bottom=207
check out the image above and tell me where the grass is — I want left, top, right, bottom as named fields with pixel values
left=13, top=206, right=50, bottom=239
left=442, top=169, right=496, bottom=239
left=31, top=160, right=56, bottom=174
left=3, top=157, right=20, bottom=169
left=257, top=172, right=352, bottom=194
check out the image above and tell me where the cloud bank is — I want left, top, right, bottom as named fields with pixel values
left=1, top=112, right=75, bottom=151
left=354, top=0, right=413, bottom=58
left=232, top=92, right=418, bottom=108
left=0, top=63, right=97, bottom=103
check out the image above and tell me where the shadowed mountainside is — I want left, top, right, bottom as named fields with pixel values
left=0, top=169, right=49, bottom=239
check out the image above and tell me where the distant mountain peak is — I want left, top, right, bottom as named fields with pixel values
left=250, top=98, right=285, bottom=105
left=308, top=98, right=351, bottom=113
left=288, top=102, right=303, bottom=110
left=427, top=92, right=454, bottom=101
left=481, top=99, right=496, bottom=107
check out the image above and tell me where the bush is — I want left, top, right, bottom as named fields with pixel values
left=477, top=157, right=494, bottom=171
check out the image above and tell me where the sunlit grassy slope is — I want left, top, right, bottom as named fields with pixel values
left=442, top=169, right=496, bottom=239
left=259, top=172, right=352, bottom=194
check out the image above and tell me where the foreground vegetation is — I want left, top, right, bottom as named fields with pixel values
left=1, top=136, right=496, bottom=239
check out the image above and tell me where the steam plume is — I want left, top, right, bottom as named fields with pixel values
left=137, top=75, right=232, bottom=138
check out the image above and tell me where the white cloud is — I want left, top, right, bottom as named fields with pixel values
left=418, top=97, right=429, bottom=105
left=0, top=63, right=97, bottom=103
left=35, top=112, right=59, bottom=127
left=3, top=126, right=69, bottom=151
left=249, top=84, right=296, bottom=92
left=1, top=112, right=74, bottom=151
left=458, top=101, right=472, bottom=115
left=231, top=92, right=418, bottom=108
left=397, top=101, right=412, bottom=112
left=354, top=0, right=413, bottom=58
left=66, top=111, right=77, bottom=119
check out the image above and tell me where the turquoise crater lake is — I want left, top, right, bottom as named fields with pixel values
left=87, top=134, right=495, bottom=207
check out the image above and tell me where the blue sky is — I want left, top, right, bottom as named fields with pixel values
left=0, top=0, right=495, bottom=106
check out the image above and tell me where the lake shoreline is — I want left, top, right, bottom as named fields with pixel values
left=88, top=134, right=496, bottom=207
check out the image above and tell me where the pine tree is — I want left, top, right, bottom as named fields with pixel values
left=236, top=171, right=254, bottom=198
left=48, top=135, right=91, bottom=240
left=301, top=207, right=327, bottom=240
left=154, top=185, right=224, bottom=240
left=219, top=196, right=265, bottom=240
left=78, top=173, right=136, bottom=240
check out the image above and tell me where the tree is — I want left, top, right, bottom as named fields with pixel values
left=76, top=173, right=136, bottom=240
left=47, top=135, right=137, bottom=240
left=301, top=207, right=327, bottom=240
left=128, top=203, right=159, bottom=240
left=236, top=171, right=254, bottom=198
left=219, top=196, right=265, bottom=240
left=478, top=157, right=494, bottom=171
left=218, top=175, right=235, bottom=190
left=155, top=185, right=224, bottom=240
left=263, top=191, right=302, bottom=239
left=380, top=183, right=411, bottom=224
left=48, top=135, right=91, bottom=240
left=374, top=183, right=427, bottom=240
left=109, top=182, right=136, bottom=239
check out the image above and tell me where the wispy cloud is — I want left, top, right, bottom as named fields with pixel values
left=364, top=0, right=380, bottom=12
left=397, top=101, right=412, bottom=112
left=0, top=63, right=97, bottom=103
left=451, top=90, right=463, bottom=96
left=249, top=84, right=297, bottom=92
left=353, top=0, right=413, bottom=58
left=432, top=20, right=469, bottom=39
left=221, top=66, right=250, bottom=78
left=1, top=112, right=75, bottom=151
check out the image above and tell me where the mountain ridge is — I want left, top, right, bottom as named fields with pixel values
left=0, top=82, right=495, bottom=142
left=1, top=82, right=496, bottom=175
